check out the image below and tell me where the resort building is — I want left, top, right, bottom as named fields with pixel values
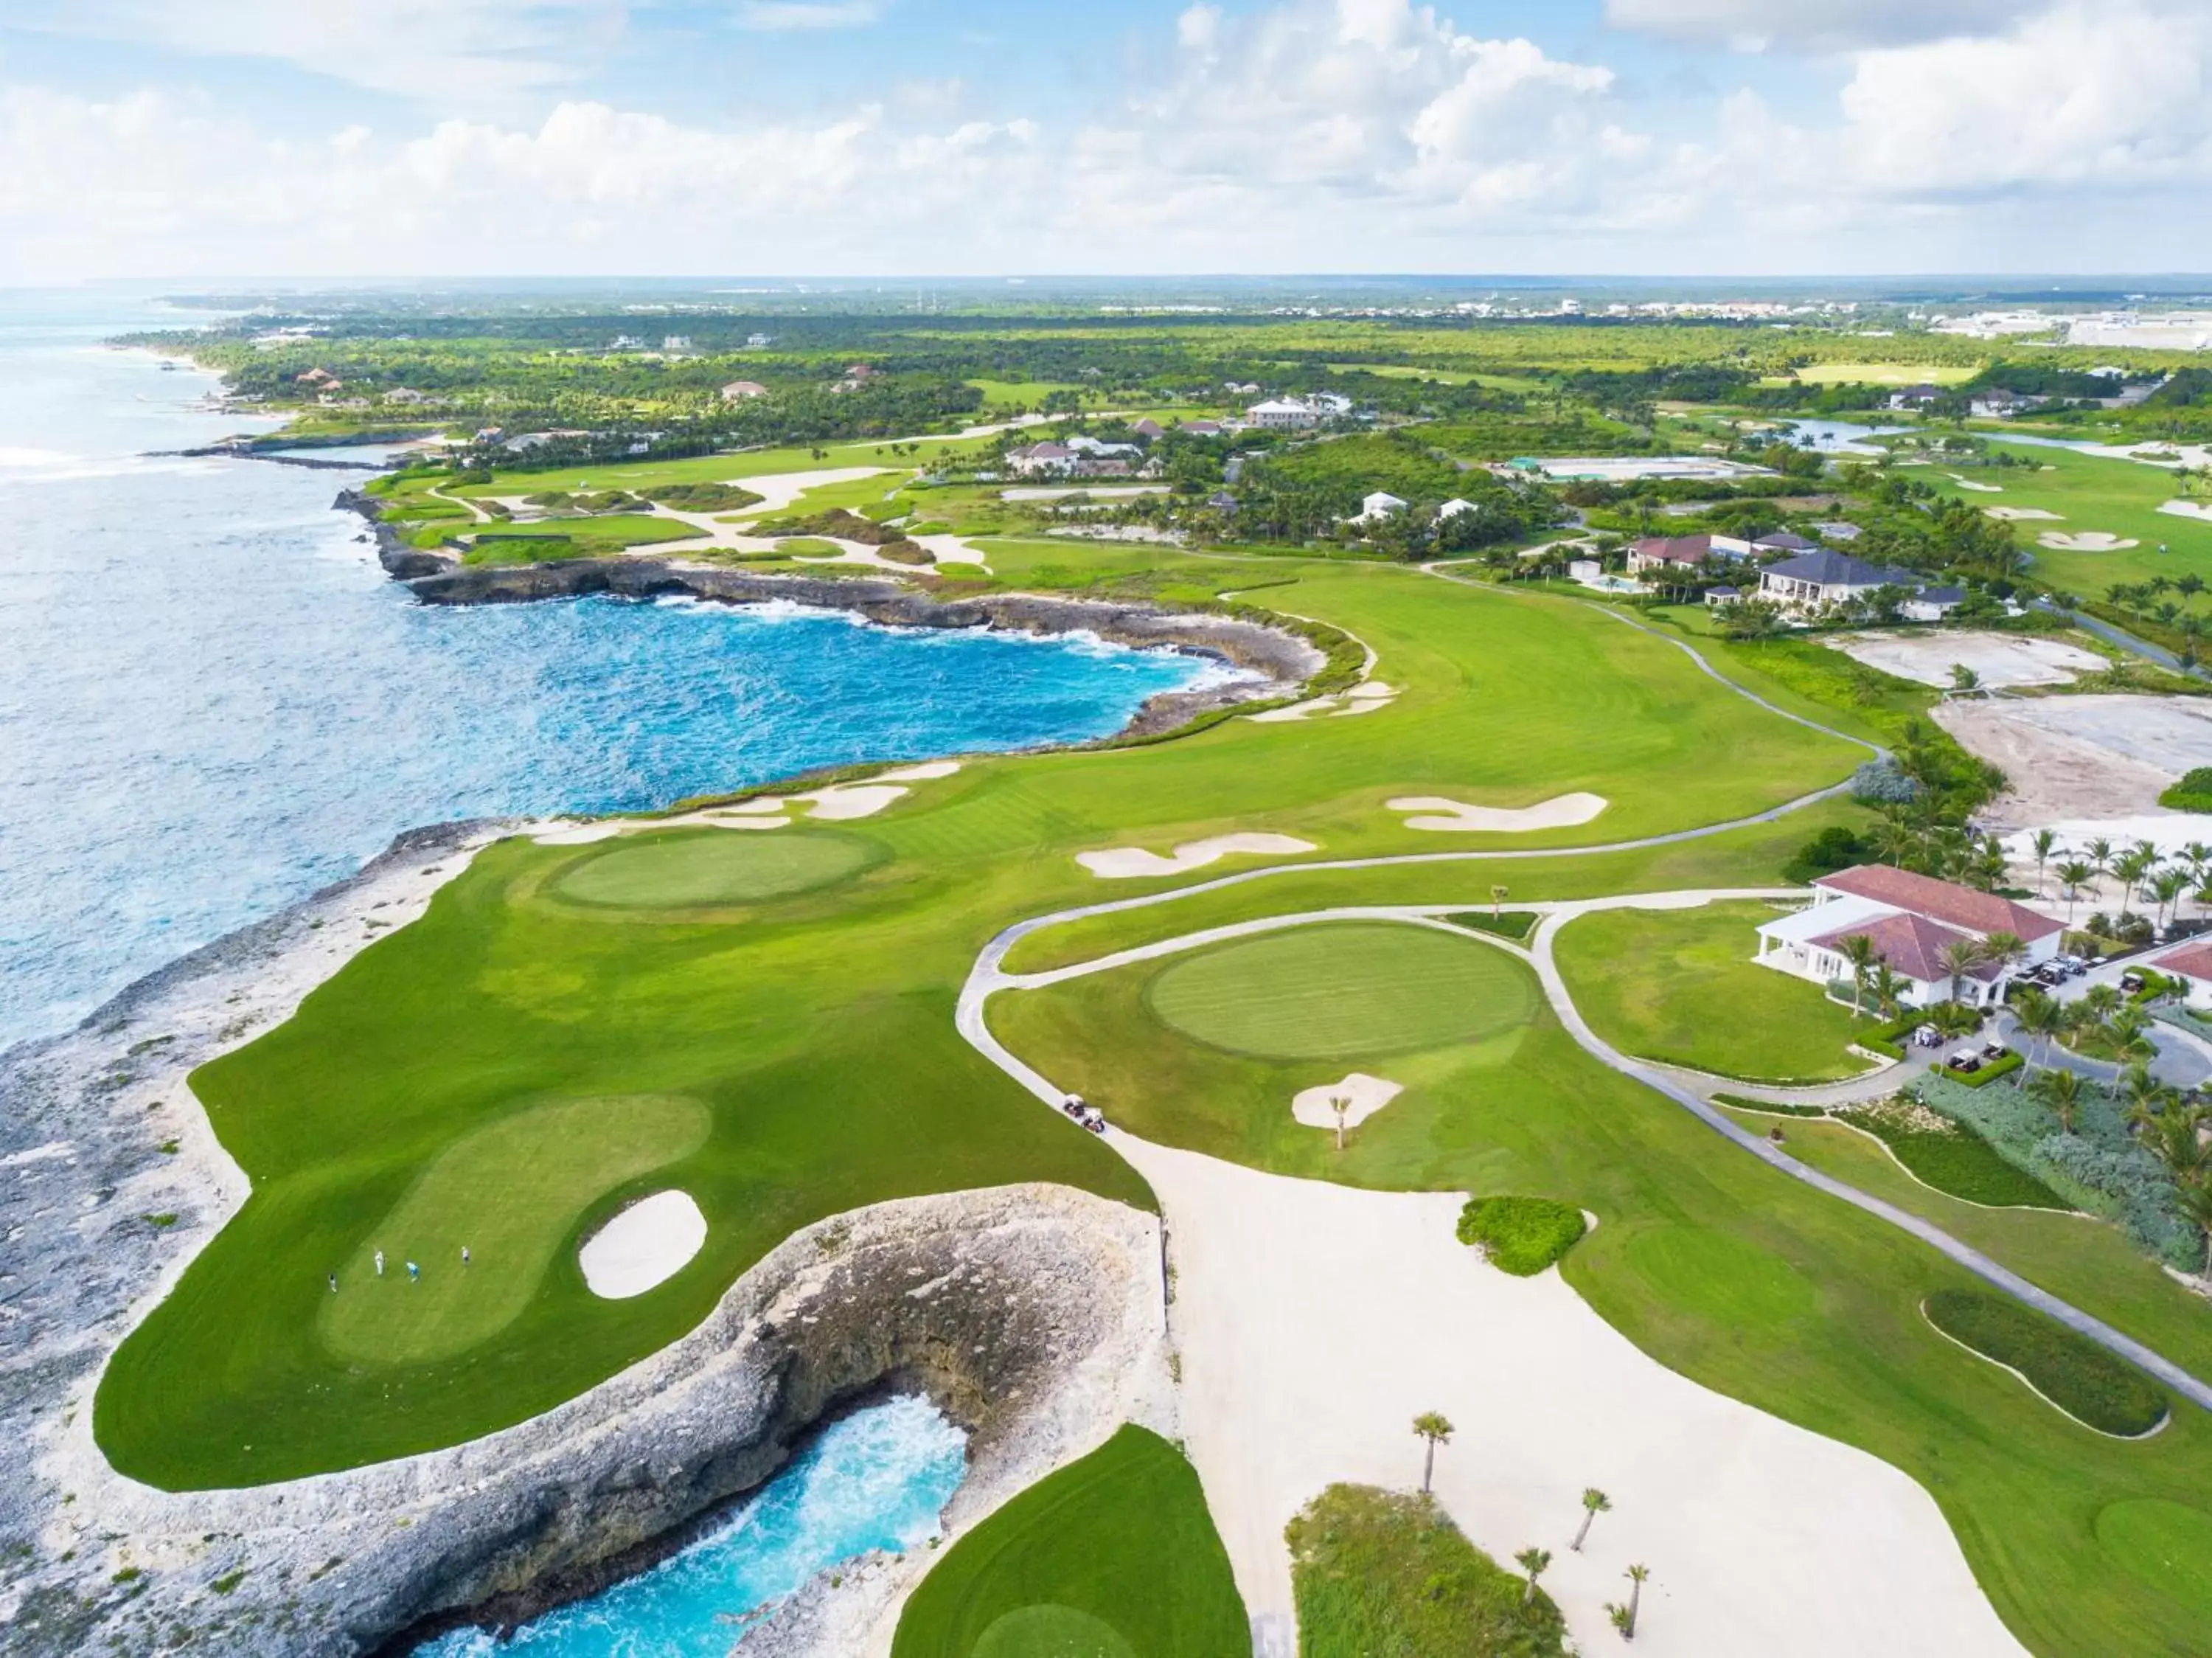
left=1247, top=398, right=1321, bottom=430
left=720, top=381, right=768, bottom=400
left=1352, top=490, right=1408, bottom=523
left=1756, top=549, right=1920, bottom=612
left=1753, top=865, right=2063, bottom=1007
left=1006, top=442, right=1077, bottom=476
left=1626, top=534, right=1711, bottom=575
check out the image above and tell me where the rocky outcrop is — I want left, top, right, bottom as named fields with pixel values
left=333, top=490, right=1328, bottom=731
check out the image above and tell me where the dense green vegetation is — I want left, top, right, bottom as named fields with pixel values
left=1455, top=1196, right=1587, bottom=1275
left=1836, top=1097, right=2071, bottom=1210
left=1924, top=1290, right=2170, bottom=1437
left=1553, top=901, right=1867, bottom=1083
left=1284, top=1485, right=1568, bottom=1658
left=893, top=1426, right=1247, bottom=1658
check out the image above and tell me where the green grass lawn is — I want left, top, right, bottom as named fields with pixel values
left=1146, top=924, right=1537, bottom=1060
left=892, top=1425, right=1247, bottom=1658
left=468, top=513, right=700, bottom=555
left=995, top=917, right=2212, bottom=1657
left=1552, top=900, right=1868, bottom=1083
left=1287, top=1484, right=1567, bottom=1658
left=1921, top=441, right=2212, bottom=597
left=1924, top=1288, right=2170, bottom=1437
left=554, top=830, right=877, bottom=909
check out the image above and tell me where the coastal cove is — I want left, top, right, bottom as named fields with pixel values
left=0, top=301, right=1248, bottom=1052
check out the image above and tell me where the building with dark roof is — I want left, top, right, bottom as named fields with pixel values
left=1757, top=549, right=1921, bottom=612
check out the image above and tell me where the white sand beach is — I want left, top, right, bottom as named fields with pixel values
left=1121, top=1137, right=2026, bottom=1658
left=1078, top=833, right=1317, bottom=879
left=577, top=1190, right=708, bottom=1300
left=1388, top=793, right=1607, bottom=832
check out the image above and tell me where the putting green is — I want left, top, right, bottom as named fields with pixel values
left=555, top=831, right=872, bottom=909
left=2095, top=1499, right=2212, bottom=1621
left=973, top=1606, right=1139, bottom=1658
left=1144, top=923, right=1536, bottom=1060
left=320, top=1095, right=712, bottom=1366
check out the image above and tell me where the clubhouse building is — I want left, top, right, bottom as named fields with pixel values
left=1753, top=865, right=2064, bottom=1007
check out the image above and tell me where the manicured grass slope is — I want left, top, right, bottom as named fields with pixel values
left=1926, top=441, right=2212, bottom=595
left=1925, top=1289, right=2169, bottom=1436
left=994, top=921, right=2212, bottom=1656
left=555, top=831, right=877, bottom=909
left=1554, top=900, right=1866, bottom=1083
left=892, top=1426, right=1247, bottom=1658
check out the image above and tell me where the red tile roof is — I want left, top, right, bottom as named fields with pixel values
left=1812, top=866, right=2064, bottom=943
left=2155, top=940, right=2212, bottom=982
left=1809, top=912, right=2000, bottom=985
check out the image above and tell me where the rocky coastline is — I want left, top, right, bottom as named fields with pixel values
left=0, top=820, right=1169, bottom=1656
left=336, top=488, right=1329, bottom=739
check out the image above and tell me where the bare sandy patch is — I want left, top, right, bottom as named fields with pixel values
left=1121, top=1137, right=2025, bottom=1658
left=1077, top=832, right=1317, bottom=879
left=1947, top=474, right=2005, bottom=493
left=578, top=1190, right=707, bottom=1300
left=1389, top=793, right=1608, bottom=833
left=1290, top=1073, right=1404, bottom=1131
left=1934, top=694, right=2212, bottom=827
left=1983, top=506, right=2062, bottom=522
left=2038, top=531, right=2139, bottom=552
left=725, top=466, right=888, bottom=516
left=1827, top=631, right=2105, bottom=689
left=908, top=532, right=990, bottom=566
left=2160, top=500, right=2212, bottom=524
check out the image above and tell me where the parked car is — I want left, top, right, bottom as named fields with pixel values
left=1982, top=1042, right=2009, bottom=1061
left=1913, top=1025, right=1943, bottom=1049
left=1949, top=1050, right=1983, bottom=1074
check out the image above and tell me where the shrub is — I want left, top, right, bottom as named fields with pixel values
left=1851, top=755, right=1921, bottom=805
left=1940, top=1050, right=2024, bottom=1088
left=1838, top=1097, right=2067, bottom=1208
left=1923, top=1288, right=2168, bottom=1435
left=2160, top=766, right=2212, bottom=811
left=650, top=482, right=765, bottom=513
left=1286, top=1485, right=1568, bottom=1658
left=877, top=538, right=936, bottom=566
left=1456, top=1196, right=1587, bottom=1275
left=1784, top=825, right=1865, bottom=884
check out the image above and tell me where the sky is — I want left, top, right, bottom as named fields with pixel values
left=1, top=0, right=2209, bottom=283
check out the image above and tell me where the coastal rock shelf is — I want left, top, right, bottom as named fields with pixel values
left=339, top=489, right=1328, bottom=740
left=1, top=830, right=1167, bottom=1658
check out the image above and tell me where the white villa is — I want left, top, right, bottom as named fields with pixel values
left=1758, top=549, right=1921, bottom=614
left=1754, top=865, right=2063, bottom=1007
left=1351, top=490, right=1408, bottom=524
left=1247, top=398, right=1320, bottom=430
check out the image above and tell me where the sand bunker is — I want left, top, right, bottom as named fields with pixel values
left=2038, top=531, right=2139, bottom=552
left=1983, top=507, right=2062, bottom=522
left=1251, top=682, right=1400, bottom=723
left=1078, top=833, right=1317, bottom=879
left=1947, top=474, right=2005, bottom=493
left=1388, top=794, right=1607, bottom=833
left=537, top=763, right=962, bottom=843
left=578, top=1190, right=707, bottom=1300
left=1290, top=1073, right=1404, bottom=1131
left=1828, top=631, right=2104, bottom=690
left=2160, top=500, right=2212, bottom=524
left=1120, top=1137, right=2026, bottom=1658
left=1935, top=695, right=2212, bottom=828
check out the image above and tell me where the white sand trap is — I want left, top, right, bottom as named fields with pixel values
left=1250, top=696, right=1336, bottom=723
left=1829, top=631, right=2106, bottom=689
left=1389, top=793, right=1608, bottom=833
left=880, top=760, right=963, bottom=782
left=1290, top=1073, right=1403, bottom=1131
left=1983, top=506, right=2062, bottom=521
left=723, top=466, right=887, bottom=516
left=532, top=822, right=624, bottom=846
left=1120, top=1137, right=2026, bottom=1658
left=910, top=533, right=990, bottom=566
left=2038, top=531, right=2139, bottom=552
left=1078, top=833, right=1318, bottom=879
left=799, top=784, right=909, bottom=820
left=2159, top=500, right=2212, bottom=523
left=1947, top=474, right=2005, bottom=493
left=1344, top=681, right=1398, bottom=701
left=579, top=1190, right=706, bottom=1300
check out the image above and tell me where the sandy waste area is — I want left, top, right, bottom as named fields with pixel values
left=1829, top=631, right=2104, bottom=689
left=1121, top=1137, right=2025, bottom=1658
left=1935, top=694, right=2212, bottom=826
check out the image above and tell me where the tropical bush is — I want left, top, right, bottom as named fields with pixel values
left=1286, top=1485, right=1568, bottom=1658
left=2157, top=767, right=2212, bottom=812
left=1851, top=755, right=1921, bottom=805
left=1923, top=1289, right=2168, bottom=1436
left=1838, top=1097, right=2067, bottom=1208
left=1783, top=825, right=1865, bottom=884
left=1455, top=1196, right=1587, bottom=1275
left=649, top=482, right=765, bottom=512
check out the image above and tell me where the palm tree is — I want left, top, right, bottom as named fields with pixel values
left=1623, top=1564, right=1651, bottom=1640
left=1572, top=1487, right=1612, bottom=1552
left=2055, top=861, right=2093, bottom=923
left=2081, top=983, right=2123, bottom=1024
left=1515, top=1547, right=1553, bottom=1606
left=1869, top=963, right=1906, bottom=1022
left=2030, top=1067, right=2084, bottom=1135
left=2152, top=867, right=2191, bottom=936
left=2011, top=988, right=2063, bottom=1078
left=1329, top=1092, right=1352, bottom=1153
left=2087, top=838, right=2114, bottom=898
left=1413, top=1412, right=1454, bottom=1494
left=2112, top=848, right=2154, bottom=916
left=1980, top=930, right=2025, bottom=990
left=2031, top=828, right=2058, bottom=896
left=2142, top=1103, right=2208, bottom=1182
left=1939, top=938, right=1986, bottom=1007
left=1838, top=932, right=1878, bottom=1017
left=1490, top=884, right=1510, bottom=920
left=2174, top=1177, right=2212, bottom=1273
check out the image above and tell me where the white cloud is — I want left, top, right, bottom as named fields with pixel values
left=1604, top=0, right=2038, bottom=52
left=734, top=1, right=891, bottom=30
